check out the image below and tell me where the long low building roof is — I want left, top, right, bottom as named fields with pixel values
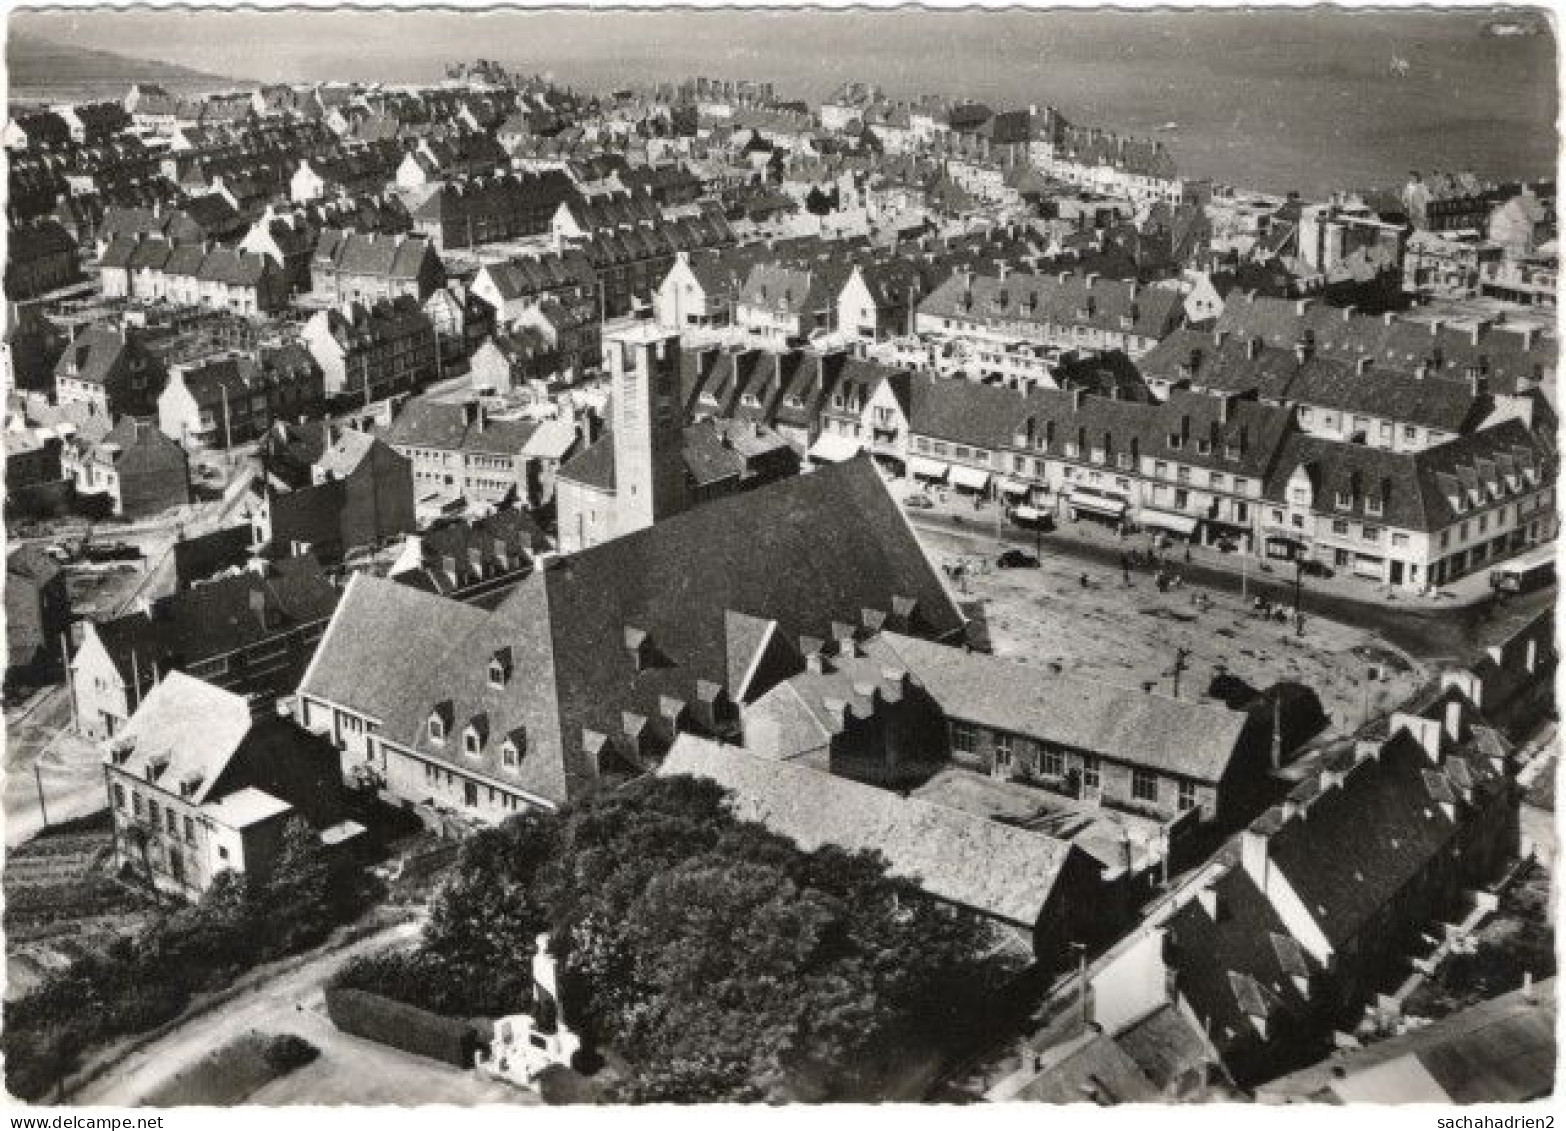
left=660, top=734, right=1087, bottom=927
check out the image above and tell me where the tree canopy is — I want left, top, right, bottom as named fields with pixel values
left=348, top=775, right=1014, bottom=1102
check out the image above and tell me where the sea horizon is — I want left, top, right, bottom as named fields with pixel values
left=9, top=6, right=1559, bottom=196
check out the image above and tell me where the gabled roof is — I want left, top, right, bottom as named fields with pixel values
left=302, top=458, right=963, bottom=806
left=89, top=557, right=340, bottom=685
left=109, top=671, right=254, bottom=805
left=884, top=633, right=1253, bottom=782
left=660, top=734, right=1086, bottom=928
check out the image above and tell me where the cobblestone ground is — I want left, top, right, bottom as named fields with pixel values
left=918, top=525, right=1428, bottom=742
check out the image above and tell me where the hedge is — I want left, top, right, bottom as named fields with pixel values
left=324, top=987, right=479, bottom=1068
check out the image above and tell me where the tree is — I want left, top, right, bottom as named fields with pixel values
left=406, top=775, right=1014, bottom=1101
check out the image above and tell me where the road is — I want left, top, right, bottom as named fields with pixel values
left=70, top=914, right=531, bottom=1107
left=5, top=685, right=105, bottom=847
left=70, top=918, right=408, bottom=1105
left=909, top=510, right=1554, bottom=664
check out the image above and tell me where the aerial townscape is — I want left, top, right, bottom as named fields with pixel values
left=2, top=8, right=1557, bottom=1110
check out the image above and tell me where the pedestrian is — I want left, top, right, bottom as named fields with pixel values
left=1079, top=572, right=1090, bottom=589
left=1184, top=544, right=1192, bottom=564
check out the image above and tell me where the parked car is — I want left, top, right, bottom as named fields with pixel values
left=903, top=494, right=935, bottom=510
left=81, top=541, right=142, bottom=563
left=997, top=549, right=1040, bottom=569
left=1213, top=535, right=1240, bottom=553
left=1299, top=559, right=1335, bottom=579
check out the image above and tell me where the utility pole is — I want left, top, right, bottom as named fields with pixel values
left=34, top=763, right=50, bottom=829
left=1241, top=546, right=1249, bottom=603
left=1294, top=557, right=1305, bottom=637
left=220, top=381, right=234, bottom=468
left=1072, top=941, right=1089, bottom=1026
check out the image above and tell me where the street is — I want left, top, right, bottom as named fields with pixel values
left=68, top=916, right=530, bottom=1107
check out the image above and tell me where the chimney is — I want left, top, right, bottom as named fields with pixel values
left=1240, top=822, right=1274, bottom=893
left=1391, top=711, right=1443, bottom=763
left=248, top=588, right=269, bottom=629
left=831, top=620, right=859, bottom=656
left=1246, top=336, right=1263, bottom=361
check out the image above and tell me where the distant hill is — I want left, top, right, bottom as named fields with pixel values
left=7, top=32, right=234, bottom=106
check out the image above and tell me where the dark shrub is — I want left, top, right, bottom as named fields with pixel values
left=262, top=1033, right=320, bottom=1073
left=324, top=987, right=479, bottom=1068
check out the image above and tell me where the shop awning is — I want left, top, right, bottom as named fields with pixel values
left=1068, top=492, right=1127, bottom=518
left=998, top=478, right=1031, bottom=497
left=949, top=465, right=992, bottom=492
left=1140, top=509, right=1200, bottom=536
left=808, top=433, right=864, bottom=463
left=908, top=456, right=951, bottom=481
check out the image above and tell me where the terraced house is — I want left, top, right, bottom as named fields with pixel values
left=916, top=269, right=1184, bottom=361
left=309, top=229, right=446, bottom=305
left=157, top=344, right=324, bottom=450
left=1263, top=419, right=1556, bottom=589
left=299, top=296, right=440, bottom=401
left=98, top=235, right=289, bottom=314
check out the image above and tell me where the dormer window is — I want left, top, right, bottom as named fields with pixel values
left=488, top=648, right=512, bottom=688
left=1196, top=439, right=1212, bottom=456
left=1167, top=433, right=1183, bottom=450
left=427, top=707, right=450, bottom=743
left=1364, top=495, right=1384, bottom=517
left=500, top=734, right=524, bottom=768
left=1335, top=490, right=1353, bottom=510
left=464, top=727, right=482, bottom=756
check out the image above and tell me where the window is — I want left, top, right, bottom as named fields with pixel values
left=133, top=792, right=144, bottom=819
left=184, top=814, right=195, bottom=842
left=113, top=783, right=126, bottom=810
left=1335, top=490, right=1353, bottom=510
left=464, top=728, right=481, bottom=756
left=149, top=800, right=160, bottom=827
left=1332, top=519, right=1349, bottom=535
left=1178, top=780, right=1197, bottom=812
left=1132, top=768, right=1158, bottom=802
left=1365, top=496, right=1383, bottom=517
left=428, top=713, right=446, bottom=742
left=218, top=846, right=229, bottom=861
left=1362, top=525, right=1382, bottom=542
left=950, top=722, right=977, bottom=755
left=994, top=733, right=1013, bottom=768
left=165, top=808, right=177, bottom=835
left=1404, top=425, right=1418, bottom=441
left=1041, top=747, right=1063, bottom=777
left=1392, top=533, right=1409, bottom=548
left=1176, top=466, right=1191, bottom=484
left=1081, top=756, right=1101, bottom=792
